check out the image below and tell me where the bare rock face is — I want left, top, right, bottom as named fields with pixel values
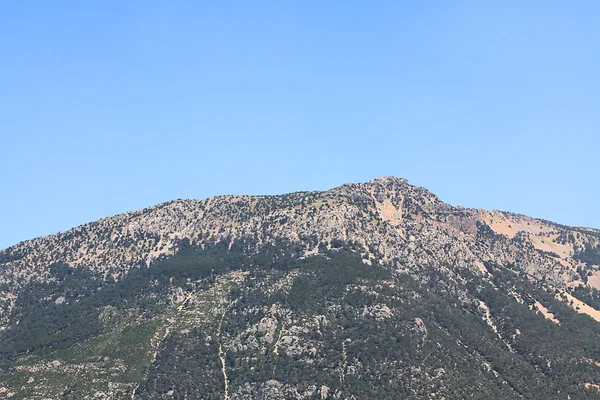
left=0, top=176, right=598, bottom=326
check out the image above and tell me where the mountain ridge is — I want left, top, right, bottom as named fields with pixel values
left=3, top=175, right=597, bottom=253
left=1, top=177, right=599, bottom=310
left=0, top=176, right=599, bottom=399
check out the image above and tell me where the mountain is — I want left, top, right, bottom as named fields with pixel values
left=0, top=176, right=598, bottom=399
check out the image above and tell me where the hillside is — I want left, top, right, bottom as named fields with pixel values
left=0, top=177, right=599, bottom=399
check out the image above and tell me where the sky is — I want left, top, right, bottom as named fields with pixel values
left=1, top=1, right=599, bottom=249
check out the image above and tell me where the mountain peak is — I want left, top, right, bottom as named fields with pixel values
left=368, top=175, right=409, bottom=184
left=0, top=178, right=599, bottom=398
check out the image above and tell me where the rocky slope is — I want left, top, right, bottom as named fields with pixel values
left=1, top=177, right=598, bottom=322
left=0, top=177, right=599, bottom=399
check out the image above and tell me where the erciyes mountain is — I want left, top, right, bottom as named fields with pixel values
left=0, top=177, right=599, bottom=399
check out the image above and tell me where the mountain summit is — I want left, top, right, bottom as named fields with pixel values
left=0, top=177, right=599, bottom=399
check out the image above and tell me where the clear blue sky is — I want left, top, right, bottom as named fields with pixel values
left=1, top=1, right=599, bottom=249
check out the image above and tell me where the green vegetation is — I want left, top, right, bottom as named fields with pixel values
left=572, top=284, right=600, bottom=310
left=1, top=240, right=599, bottom=399
left=574, top=244, right=600, bottom=266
